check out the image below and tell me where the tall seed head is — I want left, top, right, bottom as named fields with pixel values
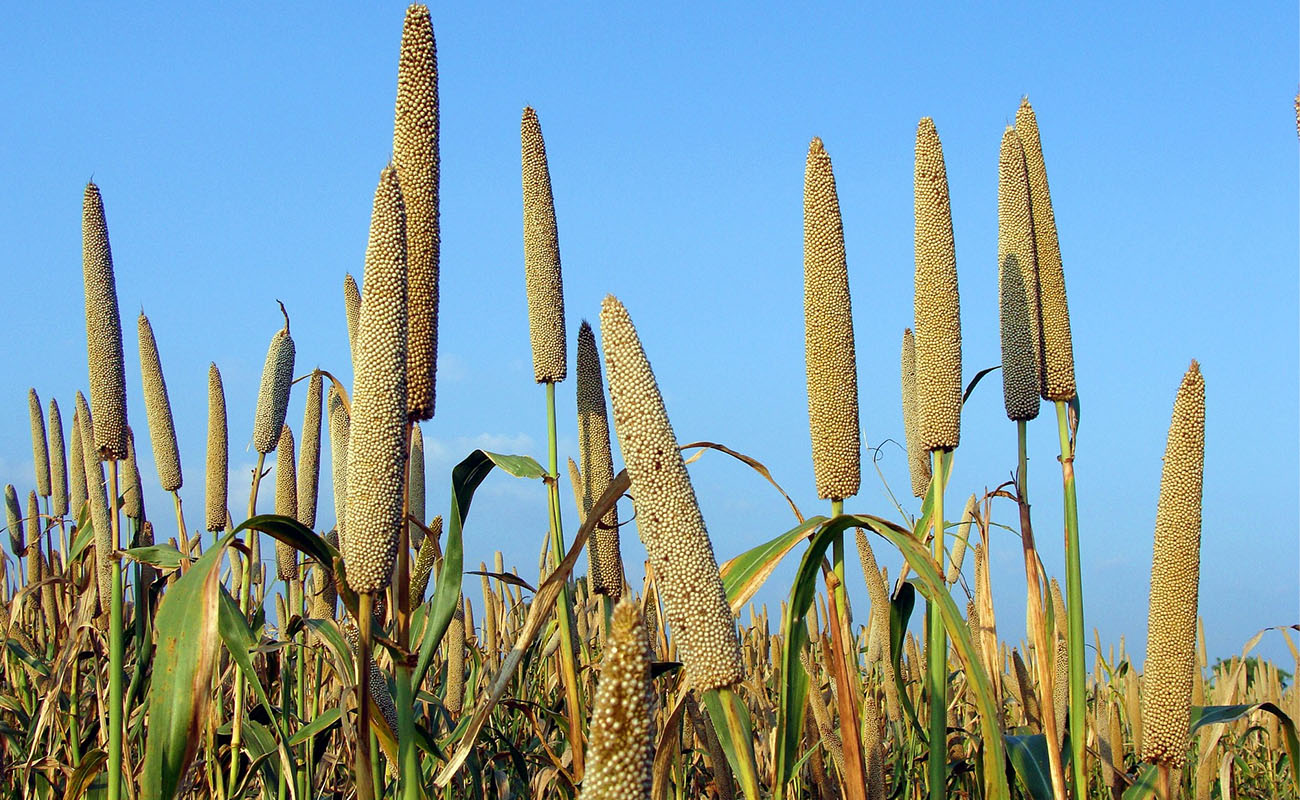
left=4, top=485, right=22, bottom=555
left=26, top=490, right=41, bottom=585
left=205, top=363, right=229, bottom=532
left=69, top=409, right=88, bottom=519
left=28, top=389, right=51, bottom=498
left=576, top=320, right=622, bottom=597
left=252, top=313, right=296, bottom=454
left=947, top=493, right=978, bottom=584
left=1141, top=361, right=1205, bottom=768
left=1015, top=99, right=1075, bottom=401
left=82, top=182, right=128, bottom=461
left=328, top=386, right=350, bottom=550
left=393, top=3, right=440, bottom=420
left=408, top=423, right=426, bottom=549
left=297, top=371, right=323, bottom=530
left=445, top=598, right=465, bottom=714
left=409, top=515, right=442, bottom=603
left=343, top=166, right=409, bottom=595
left=600, top=295, right=742, bottom=691
left=137, top=313, right=183, bottom=491
left=48, top=400, right=69, bottom=517
left=344, top=273, right=362, bottom=366
left=122, top=427, right=143, bottom=520
left=912, top=118, right=962, bottom=451
left=579, top=598, right=653, bottom=800
left=998, top=126, right=1042, bottom=421
left=900, top=329, right=931, bottom=497
left=803, top=137, right=861, bottom=501
left=76, top=391, right=114, bottom=615
left=275, top=425, right=298, bottom=582
left=522, top=107, right=567, bottom=383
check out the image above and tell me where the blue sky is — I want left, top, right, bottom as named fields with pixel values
left=0, top=2, right=1295, bottom=666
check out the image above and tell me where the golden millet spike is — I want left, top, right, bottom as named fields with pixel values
left=444, top=598, right=465, bottom=714
left=82, top=182, right=129, bottom=461
left=122, top=427, right=143, bottom=520
left=205, top=363, right=229, bottom=532
left=297, top=371, right=323, bottom=530
left=275, top=425, right=298, bottom=582
left=521, top=107, right=567, bottom=383
left=998, top=126, right=1042, bottom=421
left=803, top=137, right=861, bottom=501
left=912, top=118, right=962, bottom=451
left=576, top=319, right=622, bottom=597
left=137, top=313, right=183, bottom=492
left=408, top=423, right=426, bottom=549
left=28, top=389, right=50, bottom=498
left=409, top=515, right=442, bottom=604
left=75, top=391, right=113, bottom=615
left=69, top=409, right=88, bottom=519
left=854, top=529, right=901, bottom=721
left=946, top=493, right=978, bottom=584
left=599, top=295, right=741, bottom=691
left=48, top=400, right=69, bottom=518
left=25, top=489, right=41, bottom=595
left=393, top=3, right=440, bottom=420
left=1014, top=99, right=1076, bottom=401
left=343, top=166, right=409, bottom=595
left=344, top=273, right=362, bottom=367
left=578, top=598, right=653, bottom=800
left=3, top=486, right=21, bottom=556
left=1141, top=361, right=1205, bottom=768
left=900, top=329, right=931, bottom=497
left=252, top=310, right=296, bottom=455
left=327, top=386, right=350, bottom=551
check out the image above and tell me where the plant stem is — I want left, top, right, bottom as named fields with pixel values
left=927, top=449, right=947, bottom=800
left=229, top=450, right=266, bottom=790
left=171, top=491, right=190, bottom=566
left=1055, top=400, right=1087, bottom=800
left=397, top=421, right=419, bottom=800
left=107, top=461, right=123, bottom=800
left=544, top=380, right=585, bottom=780
left=1016, top=421, right=1068, bottom=800
left=357, top=592, right=376, bottom=800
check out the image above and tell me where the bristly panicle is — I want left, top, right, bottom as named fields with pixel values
left=997, top=126, right=1041, bottom=422
left=521, top=107, right=567, bottom=383
left=578, top=599, right=653, bottom=800
left=576, top=320, right=621, bottom=597
left=205, top=364, right=228, bottom=532
left=82, top=182, right=128, bottom=461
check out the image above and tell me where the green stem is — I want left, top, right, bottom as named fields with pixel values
left=398, top=422, right=419, bottom=800
left=171, top=491, right=190, bottom=564
left=357, top=593, right=376, bottom=800
left=229, top=450, right=266, bottom=790
left=294, top=577, right=307, bottom=800
left=927, top=450, right=947, bottom=800
left=107, top=462, right=123, bottom=800
left=1055, top=400, right=1087, bottom=800
left=544, top=381, right=585, bottom=779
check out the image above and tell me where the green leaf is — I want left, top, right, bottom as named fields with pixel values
left=1190, top=703, right=1300, bottom=789
left=65, top=748, right=108, bottom=799
left=289, top=707, right=341, bottom=746
left=1122, top=763, right=1158, bottom=800
left=701, top=687, right=757, bottom=792
left=889, top=582, right=924, bottom=736
left=234, top=513, right=337, bottom=569
left=721, top=517, right=821, bottom=614
left=961, top=365, right=1001, bottom=406
left=121, top=544, right=185, bottom=571
left=413, top=450, right=544, bottom=689
left=140, top=532, right=231, bottom=800
left=1004, top=734, right=1053, bottom=800
left=235, top=719, right=281, bottom=800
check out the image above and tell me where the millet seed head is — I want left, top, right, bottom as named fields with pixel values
left=599, top=295, right=741, bottom=691
left=947, top=493, right=978, bottom=584
left=4, top=485, right=21, bottom=554
left=328, top=386, right=350, bottom=551
left=75, top=391, right=114, bottom=615
left=344, top=273, right=362, bottom=367
left=393, top=3, right=440, bottom=420
left=82, top=182, right=129, bottom=461
left=997, top=126, right=1042, bottom=422
left=1015, top=99, right=1075, bottom=401
left=28, top=389, right=51, bottom=498
left=578, top=598, right=653, bottom=800
left=409, top=423, right=426, bottom=549
left=275, top=425, right=299, bottom=582
left=803, top=137, right=861, bottom=501
left=444, top=598, right=465, bottom=714
left=252, top=315, right=296, bottom=455
left=48, top=400, right=69, bottom=517
left=137, top=313, right=183, bottom=491
left=343, top=166, right=410, bottom=595
left=521, top=107, right=567, bottom=383
left=122, top=427, right=143, bottom=520
left=26, top=490, right=41, bottom=576
left=205, top=363, right=229, bottom=532
left=912, top=118, right=963, bottom=451
left=69, top=409, right=88, bottom=519
left=297, top=371, right=323, bottom=531
left=576, top=319, right=622, bottom=597
left=900, top=329, right=931, bottom=497
left=409, top=515, right=442, bottom=603
left=1141, top=360, right=1205, bottom=768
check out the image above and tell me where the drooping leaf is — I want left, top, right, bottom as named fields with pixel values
left=234, top=514, right=337, bottom=570
left=122, top=543, right=186, bottom=571
left=140, top=532, right=230, bottom=800
left=1005, top=734, right=1054, bottom=800
left=722, top=517, right=821, bottom=614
